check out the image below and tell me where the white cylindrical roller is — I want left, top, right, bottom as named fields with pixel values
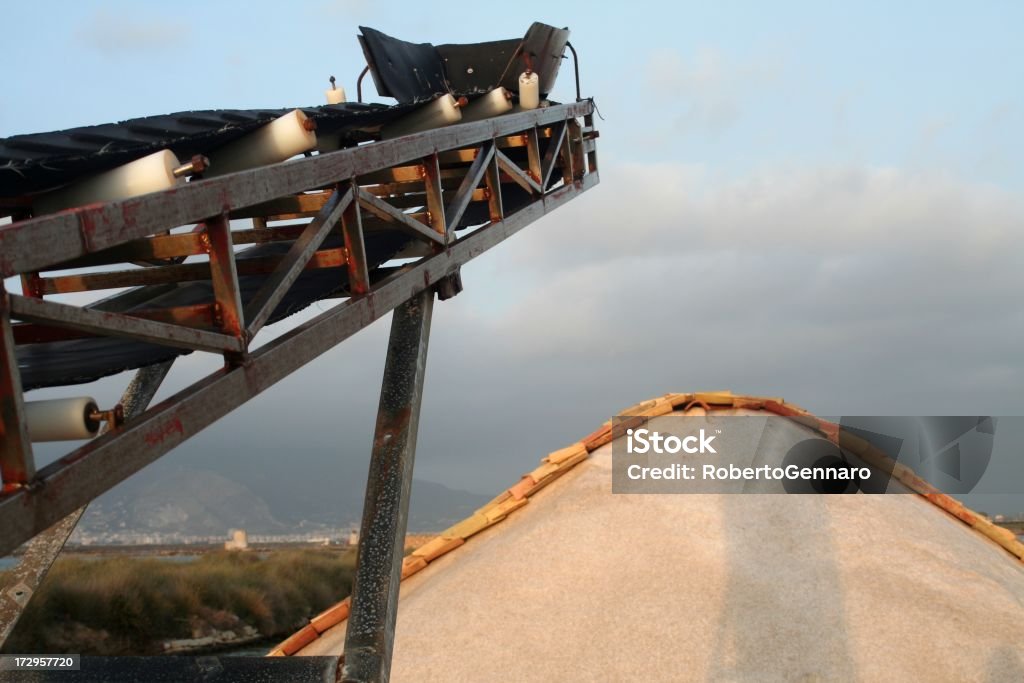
left=25, top=397, right=100, bottom=442
left=460, top=88, right=514, bottom=123
left=381, top=94, right=463, bottom=139
left=206, top=109, right=318, bottom=176
left=325, top=86, right=346, bottom=104
left=518, top=71, right=540, bottom=110
left=34, top=150, right=182, bottom=214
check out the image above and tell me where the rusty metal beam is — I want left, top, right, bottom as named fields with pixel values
left=541, top=121, right=568, bottom=189
left=525, top=128, right=542, bottom=186
left=19, top=273, right=43, bottom=299
left=230, top=192, right=333, bottom=220
left=0, top=171, right=598, bottom=557
left=357, top=189, right=444, bottom=246
left=244, top=188, right=353, bottom=338
left=421, top=154, right=446, bottom=241
left=358, top=164, right=467, bottom=188
left=50, top=232, right=209, bottom=270
left=484, top=152, right=504, bottom=223
left=0, top=285, right=33, bottom=490
left=206, top=214, right=245, bottom=341
left=41, top=248, right=348, bottom=295
left=496, top=148, right=542, bottom=195
left=0, top=101, right=594, bottom=278
left=371, top=187, right=487, bottom=213
left=50, top=223, right=328, bottom=271
left=9, top=295, right=244, bottom=354
left=13, top=303, right=217, bottom=345
left=445, top=143, right=494, bottom=234
left=341, top=182, right=370, bottom=297
left=352, top=133, right=545, bottom=188
left=561, top=121, right=579, bottom=186
left=341, top=289, right=433, bottom=683
left=584, top=111, right=598, bottom=174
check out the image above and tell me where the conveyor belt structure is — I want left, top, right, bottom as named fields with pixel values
left=0, top=22, right=598, bottom=681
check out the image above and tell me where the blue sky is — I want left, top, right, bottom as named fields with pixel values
left=3, top=2, right=1021, bottom=187
left=4, top=2, right=1024, bottom=513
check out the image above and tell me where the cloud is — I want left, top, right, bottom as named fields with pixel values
left=75, top=8, right=189, bottom=56
left=512, top=163, right=1020, bottom=268
left=157, top=161, right=997, bottom=494
left=460, top=162, right=1023, bottom=398
left=644, top=47, right=781, bottom=135
left=29, top=162, right=1023, bottom=504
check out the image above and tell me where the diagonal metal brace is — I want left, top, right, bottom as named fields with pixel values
left=444, top=143, right=495, bottom=234
left=496, top=148, right=542, bottom=195
left=244, top=187, right=353, bottom=338
left=357, top=189, right=444, bottom=246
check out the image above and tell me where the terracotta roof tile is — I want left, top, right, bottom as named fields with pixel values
left=277, top=624, right=319, bottom=656
left=311, top=600, right=351, bottom=634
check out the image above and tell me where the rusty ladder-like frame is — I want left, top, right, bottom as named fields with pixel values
left=0, top=99, right=598, bottom=680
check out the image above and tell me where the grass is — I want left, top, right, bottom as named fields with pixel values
left=0, top=548, right=356, bottom=655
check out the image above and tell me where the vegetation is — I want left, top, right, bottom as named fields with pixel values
left=0, top=549, right=356, bottom=655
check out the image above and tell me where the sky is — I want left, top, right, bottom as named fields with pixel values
left=3, top=1, right=1024, bottom=514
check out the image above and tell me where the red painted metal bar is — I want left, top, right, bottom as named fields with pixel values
left=0, top=102, right=593, bottom=277
left=0, top=171, right=598, bottom=556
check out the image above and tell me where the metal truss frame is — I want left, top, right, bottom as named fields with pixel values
left=0, top=101, right=598, bottom=679
left=0, top=100, right=598, bottom=677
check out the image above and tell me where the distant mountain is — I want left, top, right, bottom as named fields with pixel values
left=79, top=465, right=288, bottom=537
left=75, top=458, right=489, bottom=541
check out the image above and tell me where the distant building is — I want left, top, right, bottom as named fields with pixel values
left=224, top=528, right=249, bottom=551
left=347, top=529, right=359, bottom=546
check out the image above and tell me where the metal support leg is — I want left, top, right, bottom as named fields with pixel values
left=341, top=290, right=434, bottom=683
left=0, top=360, right=173, bottom=648
left=0, top=283, right=34, bottom=490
